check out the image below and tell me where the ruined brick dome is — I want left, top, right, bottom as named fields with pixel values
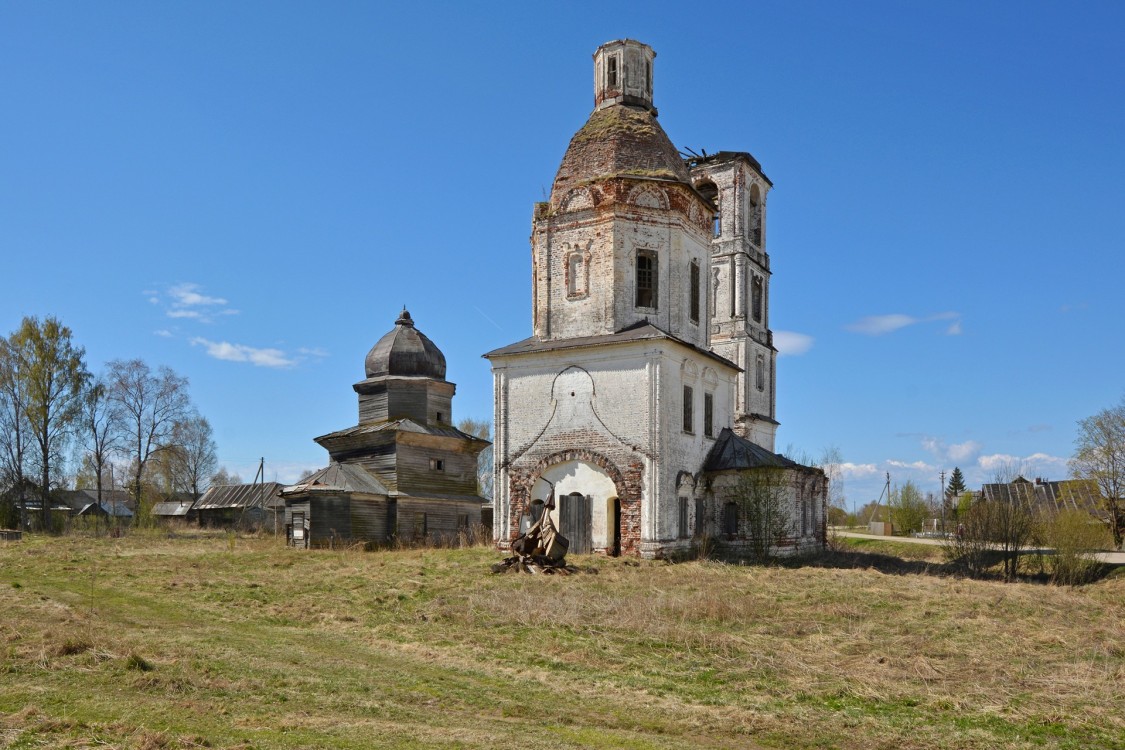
left=364, top=308, right=446, bottom=380
left=550, top=105, right=692, bottom=206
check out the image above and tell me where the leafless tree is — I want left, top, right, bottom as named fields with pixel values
left=107, top=359, right=191, bottom=517
left=169, top=414, right=217, bottom=501
left=1070, top=397, right=1125, bottom=548
left=80, top=376, right=124, bottom=528
left=732, top=466, right=792, bottom=562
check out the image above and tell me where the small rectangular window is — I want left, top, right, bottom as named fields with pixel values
left=678, top=497, right=689, bottom=539
left=704, top=392, right=714, bottom=438
left=607, top=56, right=618, bottom=88
left=713, top=213, right=721, bottom=238
left=414, top=512, right=427, bottom=539
left=430, top=458, right=445, bottom=471
left=682, top=385, right=693, bottom=433
left=723, top=502, right=738, bottom=535
left=436, top=411, right=444, bottom=423
left=458, top=513, right=469, bottom=529
left=689, top=260, right=700, bottom=324
left=636, top=250, right=657, bottom=308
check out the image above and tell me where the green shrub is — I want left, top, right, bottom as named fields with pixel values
left=1044, top=510, right=1112, bottom=586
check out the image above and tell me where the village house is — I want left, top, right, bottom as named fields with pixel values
left=485, top=40, right=826, bottom=559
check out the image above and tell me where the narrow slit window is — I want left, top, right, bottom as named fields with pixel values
left=678, top=497, right=689, bottom=539
left=689, top=260, right=700, bottom=323
left=636, top=250, right=657, bottom=308
left=756, top=354, right=765, bottom=392
left=682, top=385, right=694, bottom=433
left=752, top=276, right=763, bottom=323
left=645, top=60, right=652, bottom=94
left=607, top=56, right=618, bottom=88
left=703, top=392, right=714, bottom=438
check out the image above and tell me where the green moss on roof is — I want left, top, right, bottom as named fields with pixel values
left=570, top=106, right=659, bottom=144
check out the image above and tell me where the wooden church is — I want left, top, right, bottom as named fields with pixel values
left=281, top=309, right=490, bottom=547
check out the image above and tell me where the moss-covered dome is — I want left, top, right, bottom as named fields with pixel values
left=550, top=104, right=691, bottom=206
left=364, top=309, right=446, bottom=380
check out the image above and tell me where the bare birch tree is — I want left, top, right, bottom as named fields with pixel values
left=169, top=414, right=217, bottom=501
left=107, top=359, right=190, bottom=518
left=80, top=376, right=124, bottom=525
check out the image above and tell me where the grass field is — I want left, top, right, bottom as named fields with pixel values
left=1, top=532, right=1123, bottom=749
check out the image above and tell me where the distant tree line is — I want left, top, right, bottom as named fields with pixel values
left=0, top=316, right=219, bottom=531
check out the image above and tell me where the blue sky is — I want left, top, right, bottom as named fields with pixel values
left=2, top=1, right=1122, bottom=507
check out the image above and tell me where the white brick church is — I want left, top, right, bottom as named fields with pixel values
left=485, top=40, right=825, bottom=558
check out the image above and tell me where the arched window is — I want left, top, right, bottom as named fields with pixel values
left=696, top=181, right=720, bottom=238
left=636, top=250, right=657, bottom=309
left=756, top=354, right=765, bottom=392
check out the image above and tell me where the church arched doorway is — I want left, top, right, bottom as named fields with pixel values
left=531, top=459, right=619, bottom=555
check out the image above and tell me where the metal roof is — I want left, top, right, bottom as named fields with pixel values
left=152, top=501, right=193, bottom=517
left=194, top=482, right=285, bottom=511
left=702, top=428, right=802, bottom=472
left=483, top=321, right=741, bottom=370
left=981, top=478, right=1106, bottom=518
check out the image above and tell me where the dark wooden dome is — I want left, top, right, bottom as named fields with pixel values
left=364, top=309, right=446, bottom=379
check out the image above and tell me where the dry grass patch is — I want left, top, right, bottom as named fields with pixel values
left=0, top=534, right=1122, bottom=749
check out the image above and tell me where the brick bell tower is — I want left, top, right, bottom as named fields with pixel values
left=530, top=38, right=716, bottom=352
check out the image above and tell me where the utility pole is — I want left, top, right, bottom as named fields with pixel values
left=940, top=470, right=946, bottom=535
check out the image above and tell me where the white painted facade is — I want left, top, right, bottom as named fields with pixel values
left=486, top=39, right=824, bottom=558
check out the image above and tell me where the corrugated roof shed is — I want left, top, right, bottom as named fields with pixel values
left=982, top=477, right=1105, bottom=518
left=152, top=501, right=193, bottom=517
left=194, top=482, right=284, bottom=511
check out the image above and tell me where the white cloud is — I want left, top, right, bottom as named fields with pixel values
left=297, top=346, right=330, bottom=359
left=846, top=311, right=962, bottom=336
left=977, top=452, right=1068, bottom=476
left=846, top=313, right=917, bottom=335
left=832, top=462, right=879, bottom=479
left=920, top=437, right=981, bottom=464
left=888, top=459, right=936, bottom=472
left=191, top=337, right=297, bottom=368
left=169, top=282, right=227, bottom=308
left=977, top=453, right=1020, bottom=471
left=773, top=330, right=814, bottom=356
left=153, top=329, right=173, bottom=338
left=947, top=440, right=981, bottom=461
left=150, top=282, right=238, bottom=323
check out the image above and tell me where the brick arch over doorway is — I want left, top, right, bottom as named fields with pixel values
left=508, top=447, right=643, bottom=556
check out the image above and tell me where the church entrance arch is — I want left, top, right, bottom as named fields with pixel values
left=528, top=452, right=623, bottom=555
